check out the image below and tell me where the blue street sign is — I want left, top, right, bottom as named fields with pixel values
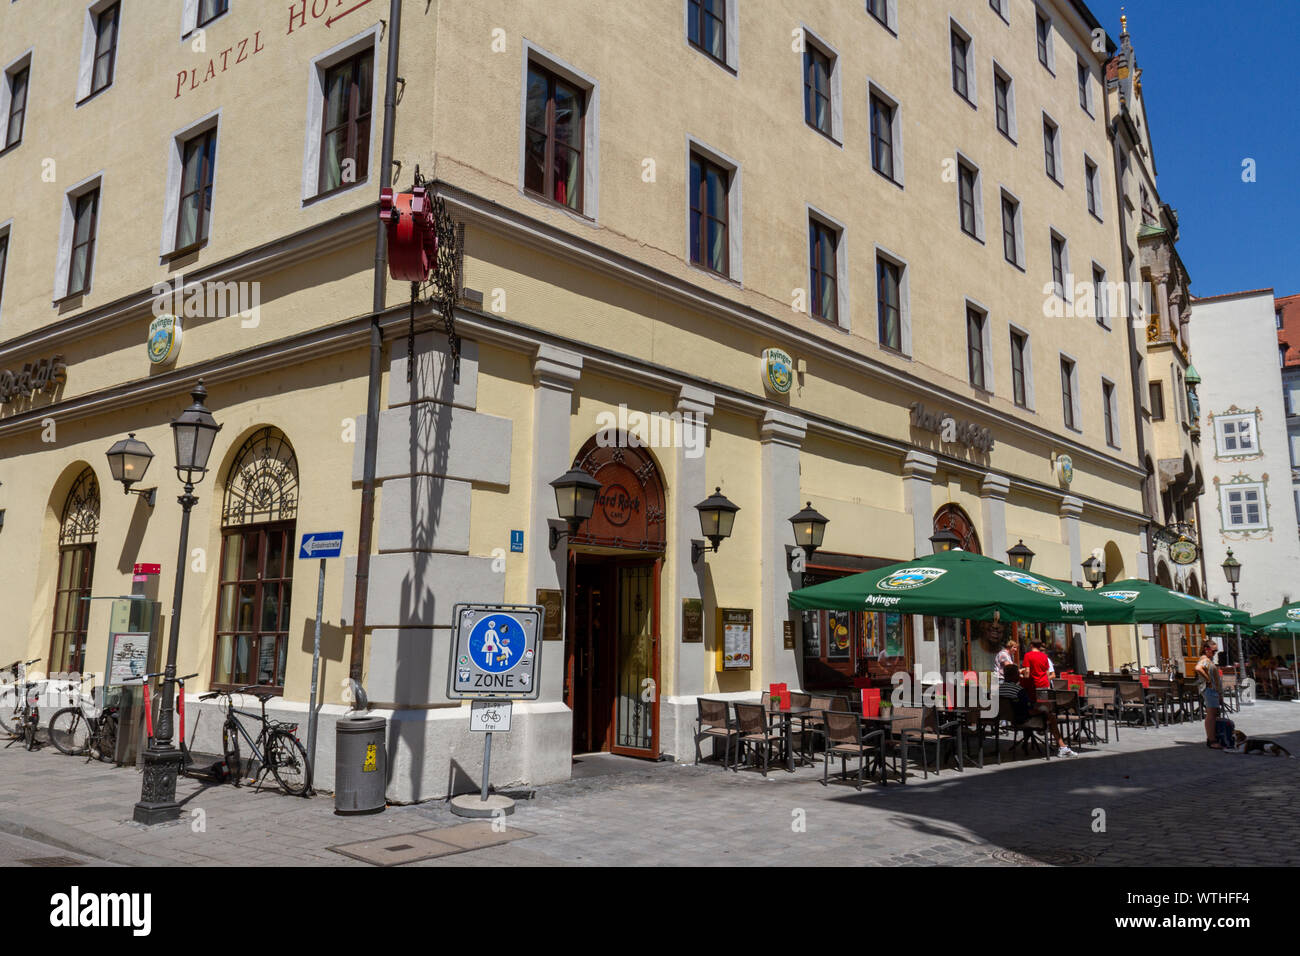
left=467, top=614, right=527, bottom=674
left=510, top=530, right=524, bottom=553
left=299, top=531, right=344, bottom=559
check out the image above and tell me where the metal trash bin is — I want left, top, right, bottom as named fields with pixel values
left=335, top=716, right=387, bottom=815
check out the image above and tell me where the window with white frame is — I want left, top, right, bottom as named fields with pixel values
left=1222, top=482, right=1267, bottom=530
left=1000, top=189, right=1024, bottom=268
left=1216, top=412, right=1259, bottom=456
left=950, top=20, right=976, bottom=106
left=686, top=0, right=738, bottom=71
left=1102, top=378, right=1119, bottom=448
left=1060, top=355, right=1080, bottom=430
left=1035, top=8, right=1055, bottom=72
left=957, top=154, right=984, bottom=241
left=989, top=0, right=1009, bottom=24
left=1077, top=58, right=1093, bottom=115
left=992, top=62, right=1016, bottom=141
left=77, top=1, right=120, bottom=103
left=869, top=83, right=903, bottom=186
left=161, top=112, right=220, bottom=256
left=875, top=248, right=909, bottom=354
left=1085, top=155, right=1102, bottom=218
left=2, top=53, right=32, bottom=150
left=1009, top=326, right=1033, bottom=408
left=801, top=29, right=842, bottom=142
left=967, top=302, right=992, bottom=391
left=0, top=222, right=10, bottom=323
left=687, top=138, right=741, bottom=281
left=181, top=0, right=229, bottom=36
left=1050, top=231, right=1069, bottom=300
left=1093, top=263, right=1109, bottom=327
left=1042, top=113, right=1061, bottom=183
left=302, top=27, right=380, bottom=204
left=808, top=208, right=847, bottom=329
left=53, top=175, right=103, bottom=301
left=866, top=0, right=897, bottom=34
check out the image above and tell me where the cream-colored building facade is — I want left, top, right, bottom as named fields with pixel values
left=0, top=0, right=1164, bottom=800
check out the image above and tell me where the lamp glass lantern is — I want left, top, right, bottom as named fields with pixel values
left=1081, top=555, right=1104, bottom=587
left=1221, top=549, right=1242, bottom=586
left=789, top=502, right=829, bottom=557
left=929, top=529, right=962, bottom=553
left=549, top=468, right=603, bottom=549
left=693, top=487, right=739, bottom=563
left=170, top=382, right=222, bottom=486
left=1006, top=539, right=1035, bottom=571
left=106, top=433, right=155, bottom=492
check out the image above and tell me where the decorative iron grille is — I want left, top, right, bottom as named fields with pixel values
left=58, top=468, right=100, bottom=545
left=221, top=428, right=299, bottom=527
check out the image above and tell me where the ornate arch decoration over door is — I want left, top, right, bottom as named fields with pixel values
left=569, top=433, right=667, bottom=552
left=932, top=503, right=981, bottom=554
left=51, top=468, right=100, bottom=674
left=213, top=428, right=299, bottom=693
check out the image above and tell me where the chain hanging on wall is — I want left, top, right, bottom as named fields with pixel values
left=409, top=167, right=462, bottom=385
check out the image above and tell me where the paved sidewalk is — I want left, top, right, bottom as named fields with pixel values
left=3, top=701, right=1298, bottom=866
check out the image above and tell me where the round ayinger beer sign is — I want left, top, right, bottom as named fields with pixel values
left=877, top=567, right=946, bottom=591
left=993, top=569, right=1064, bottom=597
left=147, top=314, right=182, bottom=365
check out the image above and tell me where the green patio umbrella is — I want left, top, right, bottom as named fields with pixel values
left=1095, top=578, right=1250, bottom=625
left=1249, top=604, right=1300, bottom=692
left=788, top=548, right=1133, bottom=624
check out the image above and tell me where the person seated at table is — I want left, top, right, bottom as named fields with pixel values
left=1000, top=664, right=1076, bottom=757
left=995, top=640, right=1018, bottom=675
left=1023, top=640, right=1054, bottom=689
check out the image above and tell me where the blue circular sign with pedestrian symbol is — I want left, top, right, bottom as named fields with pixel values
left=468, top=615, right=525, bottom=673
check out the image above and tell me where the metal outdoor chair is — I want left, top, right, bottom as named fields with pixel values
left=801, top=695, right=836, bottom=755
left=1117, top=681, right=1152, bottom=727
left=693, top=698, right=740, bottom=771
left=998, top=696, right=1050, bottom=760
left=1147, top=679, right=1177, bottom=724
left=1278, top=669, right=1297, bottom=701
left=1051, top=689, right=1084, bottom=744
left=886, top=706, right=930, bottom=781
left=1221, top=673, right=1239, bottom=713
left=1081, top=683, right=1118, bottom=743
left=734, top=702, right=785, bottom=777
left=820, top=710, right=887, bottom=790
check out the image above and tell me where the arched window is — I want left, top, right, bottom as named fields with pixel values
left=51, top=468, right=99, bottom=674
left=932, top=503, right=981, bottom=554
left=213, top=428, right=298, bottom=693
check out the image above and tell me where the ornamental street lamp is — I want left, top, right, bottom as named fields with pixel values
left=692, top=487, right=739, bottom=564
left=1006, top=539, right=1035, bottom=571
left=105, top=433, right=157, bottom=506
left=135, top=381, right=221, bottom=825
left=1222, top=549, right=1245, bottom=682
left=1081, top=555, right=1104, bottom=588
left=929, top=529, right=961, bottom=553
left=789, top=502, right=829, bottom=562
left=548, top=468, right=602, bottom=550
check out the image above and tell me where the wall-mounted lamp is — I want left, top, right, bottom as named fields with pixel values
left=692, top=487, right=739, bottom=564
left=105, top=433, right=157, bottom=507
left=548, top=467, right=602, bottom=551
left=929, top=529, right=962, bottom=553
left=788, top=501, right=829, bottom=569
left=1081, top=555, right=1104, bottom=588
left=1006, top=539, right=1035, bottom=571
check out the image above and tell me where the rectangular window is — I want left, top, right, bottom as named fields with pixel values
left=90, top=3, right=120, bottom=96
left=1051, top=234, right=1066, bottom=299
left=868, top=0, right=890, bottom=29
left=1093, top=265, right=1108, bottom=326
left=175, top=128, right=217, bottom=251
left=1060, top=357, right=1077, bottom=430
left=198, top=0, right=229, bottom=28
left=1010, top=330, right=1028, bottom=407
left=67, top=187, right=99, bottom=298
left=1043, top=117, right=1059, bottom=181
left=1001, top=194, right=1019, bottom=265
left=804, top=45, right=832, bottom=137
left=951, top=29, right=970, bottom=101
left=213, top=524, right=294, bottom=692
left=989, top=0, right=1005, bottom=17
left=0, top=232, right=7, bottom=314
left=994, top=69, right=1011, bottom=138
left=687, top=0, right=726, bottom=65
left=1085, top=157, right=1099, bottom=215
left=877, top=256, right=901, bottom=351
left=967, top=307, right=986, bottom=390
left=525, top=62, right=586, bottom=212
left=50, top=545, right=95, bottom=675
left=1217, top=415, right=1257, bottom=454
left=318, top=50, right=373, bottom=197
left=1036, top=12, right=1051, bottom=68
left=809, top=218, right=838, bottom=324
left=1224, top=486, right=1265, bottom=529
left=1103, top=380, right=1117, bottom=447
left=958, top=162, right=978, bottom=238
left=1149, top=381, right=1165, bottom=421
left=689, top=152, right=728, bottom=276
left=870, top=94, right=895, bottom=181
left=5, top=65, right=28, bottom=148
left=1077, top=59, right=1091, bottom=112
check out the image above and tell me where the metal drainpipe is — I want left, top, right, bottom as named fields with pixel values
left=350, top=0, right=403, bottom=686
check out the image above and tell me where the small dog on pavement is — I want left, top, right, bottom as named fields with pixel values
left=1232, top=730, right=1292, bottom=757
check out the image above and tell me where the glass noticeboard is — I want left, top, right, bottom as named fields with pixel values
left=716, top=608, right=753, bottom=671
left=101, top=597, right=161, bottom=767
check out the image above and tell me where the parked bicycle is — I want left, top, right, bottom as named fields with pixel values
left=199, top=685, right=311, bottom=796
left=1, top=658, right=43, bottom=751
left=48, top=673, right=119, bottom=761
left=133, top=672, right=202, bottom=774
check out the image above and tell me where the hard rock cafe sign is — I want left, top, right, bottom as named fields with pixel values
left=908, top=401, right=995, bottom=452
left=0, top=355, right=68, bottom=405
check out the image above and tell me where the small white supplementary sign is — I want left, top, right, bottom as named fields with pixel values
left=470, top=698, right=512, bottom=733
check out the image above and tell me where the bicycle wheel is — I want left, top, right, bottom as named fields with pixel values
left=94, top=713, right=118, bottom=763
left=48, top=708, right=90, bottom=755
left=222, top=722, right=243, bottom=786
left=267, top=731, right=312, bottom=796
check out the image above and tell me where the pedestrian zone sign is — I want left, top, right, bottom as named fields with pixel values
left=447, top=603, right=544, bottom=700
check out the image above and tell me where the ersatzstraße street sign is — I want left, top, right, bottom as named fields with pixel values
left=299, top=531, right=344, bottom=559
left=447, top=603, right=543, bottom=700
left=470, top=699, right=512, bottom=732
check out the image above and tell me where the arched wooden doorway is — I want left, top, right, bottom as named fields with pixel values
left=933, top=503, right=981, bottom=554
left=565, top=433, right=665, bottom=759
left=50, top=468, right=100, bottom=674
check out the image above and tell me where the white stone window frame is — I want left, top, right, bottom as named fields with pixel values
left=519, top=40, right=601, bottom=223
left=1, top=49, right=34, bottom=151
left=1035, top=5, right=1056, bottom=75
left=1059, top=351, right=1082, bottom=432
left=798, top=25, right=843, bottom=146
left=874, top=243, right=911, bottom=356
left=52, top=170, right=105, bottom=302
left=1222, top=482, right=1267, bottom=531
left=1049, top=226, right=1070, bottom=301
left=806, top=204, right=849, bottom=332
left=160, top=108, right=222, bottom=259
left=1092, top=261, right=1110, bottom=328
left=998, top=184, right=1025, bottom=270
left=685, top=135, right=742, bottom=284
left=1084, top=151, right=1103, bottom=220
left=1077, top=56, right=1095, bottom=117
left=180, top=0, right=230, bottom=39
left=1007, top=320, right=1035, bottom=410
left=1042, top=109, right=1063, bottom=186
left=865, top=0, right=898, bottom=36
left=1216, top=411, right=1260, bottom=457
left=949, top=17, right=978, bottom=108
left=991, top=59, right=1017, bottom=143
left=1101, top=376, right=1120, bottom=449
left=989, top=0, right=1010, bottom=26
left=955, top=150, right=985, bottom=243
left=301, top=23, right=381, bottom=206
left=0, top=218, right=12, bottom=325
left=965, top=296, right=994, bottom=393
left=683, top=0, right=739, bottom=73
left=866, top=77, right=904, bottom=187
left=76, top=0, right=120, bottom=105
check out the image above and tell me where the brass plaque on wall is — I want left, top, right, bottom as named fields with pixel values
left=682, top=598, right=703, bottom=643
left=537, top=589, right=563, bottom=640
left=783, top=620, right=795, bottom=650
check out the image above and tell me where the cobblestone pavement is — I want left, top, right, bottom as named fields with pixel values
left=2, top=701, right=1297, bottom=866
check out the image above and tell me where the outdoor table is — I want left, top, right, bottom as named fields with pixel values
left=862, top=712, right=908, bottom=781
left=766, top=705, right=815, bottom=772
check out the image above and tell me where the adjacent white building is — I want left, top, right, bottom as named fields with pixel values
left=1189, top=289, right=1300, bottom=619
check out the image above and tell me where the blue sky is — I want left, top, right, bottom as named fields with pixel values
left=1088, top=0, right=1300, bottom=299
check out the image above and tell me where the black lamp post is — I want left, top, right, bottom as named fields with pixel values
left=1081, top=555, right=1104, bottom=588
left=1222, top=548, right=1244, bottom=681
left=105, top=433, right=157, bottom=506
left=929, top=529, right=962, bottom=553
left=692, top=487, right=739, bottom=564
left=1006, top=539, right=1035, bottom=571
left=548, top=468, right=602, bottom=550
left=135, top=380, right=221, bottom=825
